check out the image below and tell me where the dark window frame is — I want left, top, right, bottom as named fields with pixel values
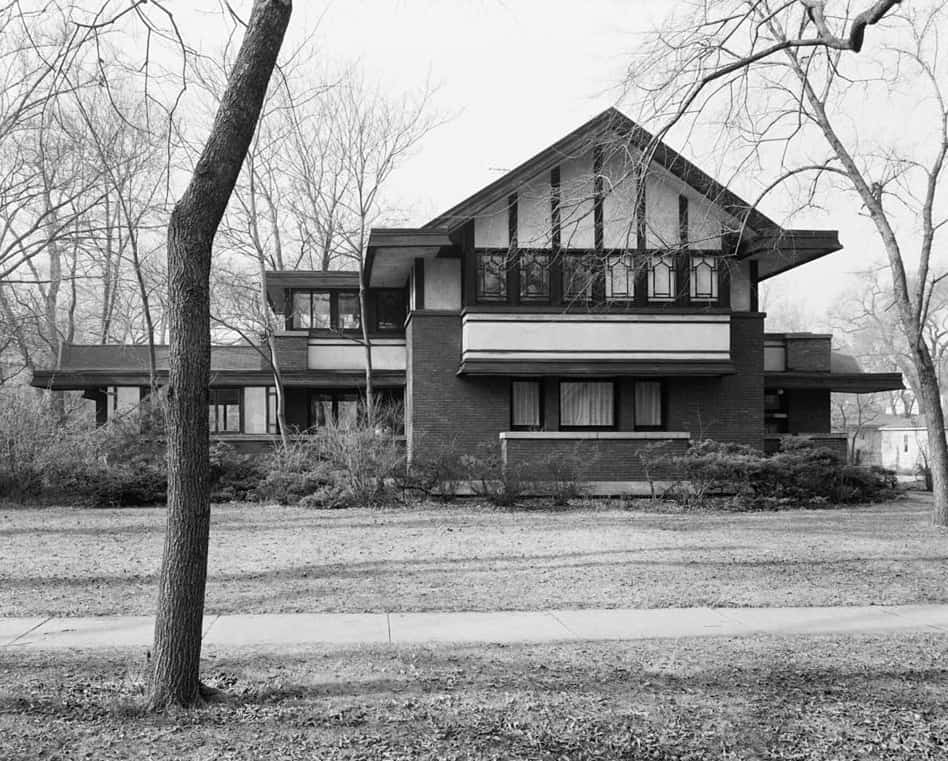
left=306, top=388, right=405, bottom=434
left=510, top=378, right=544, bottom=431
left=518, top=250, right=552, bottom=303
left=373, top=289, right=407, bottom=332
left=632, top=380, right=665, bottom=431
left=689, top=254, right=720, bottom=302
left=475, top=250, right=510, bottom=302
left=209, top=387, right=242, bottom=434
left=288, top=289, right=362, bottom=332
left=558, top=379, right=617, bottom=431
left=561, top=251, right=603, bottom=303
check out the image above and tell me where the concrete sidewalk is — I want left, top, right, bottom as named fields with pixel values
left=3, top=605, right=948, bottom=651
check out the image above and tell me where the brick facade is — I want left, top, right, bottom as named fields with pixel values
left=406, top=311, right=509, bottom=459
left=502, top=435, right=690, bottom=480
left=664, top=314, right=765, bottom=450
left=406, top=310, right=768, bottom=462
left=785, top=335, right=831, bottom=372
left=271, top=334, right=309, bottom=371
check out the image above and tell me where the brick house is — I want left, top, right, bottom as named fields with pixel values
left=31, top=109, right=901, bottom=490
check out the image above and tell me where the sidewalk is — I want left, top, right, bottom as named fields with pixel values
left=3, top=605, right=948, bottom=651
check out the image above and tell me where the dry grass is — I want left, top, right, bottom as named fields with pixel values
left=1, top=493, right=944, bottom=616
left=1, top=633, right=947, bottom=759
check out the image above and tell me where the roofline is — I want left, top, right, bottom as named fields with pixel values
left=423, top=107, right=779, bottom=234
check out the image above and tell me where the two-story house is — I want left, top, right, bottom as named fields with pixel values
left=32, top=108, right=902, bottom=490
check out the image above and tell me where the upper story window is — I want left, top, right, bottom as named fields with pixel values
left=690, top=255, right=719, bottom=301
left=476, top=251, right=508, bottom=301
left=606, top=252, right=635, bottom=301
left=374, top=290, right=406, bottom=331
left=648, top=254, right=677, bottom=302
left=563, top=254, right=597, bottom=302
left=519, top=251, right=551, bottom=302
left=290, top=290, right=361, bottom=331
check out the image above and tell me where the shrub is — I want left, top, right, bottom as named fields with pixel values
left=535, top=446, right=586, bottom=506
left=460, top=444, right=540, bottom=508
left=398, top=441, right=465, bottom=502
left=210, top=443, right=266, bottom=502
left=655, top=437, right=897, bottom=509
left=255, top=424, right=405, bottom=508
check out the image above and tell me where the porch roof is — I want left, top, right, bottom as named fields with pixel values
left=765, top=371, right=904, bottom=393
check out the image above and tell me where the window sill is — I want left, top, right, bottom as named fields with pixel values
left=499, top=431, right=690, bottom=440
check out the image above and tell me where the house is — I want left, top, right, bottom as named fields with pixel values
left=848, top=413, right=930, bottom=474
left=30, top=108, right=902, bottom=490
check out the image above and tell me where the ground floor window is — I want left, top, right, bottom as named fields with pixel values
left=560, top=381, right=615, bottom=429
left=266, top=387, right=280, bottom=434
left=764, top=388, right=788, bottom=433
left=511, top=379, right=543, bottom=430
left=210, top=388, right=241, bottom=433
left=633, top=381, right=663, bottom=429
left=307, top=388, right=404, bottom=434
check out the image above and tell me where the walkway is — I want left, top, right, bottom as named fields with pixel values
left=3, top=605, right=948, bottom=651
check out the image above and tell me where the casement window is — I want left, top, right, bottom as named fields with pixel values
left=290, top=291, right=360, bottom=331
left=648, top=254, right=677, bottom=301
left=374, top=290, right=406, bottom=331
left=563, top=254, right=597, bottom=302
left=266, top=386, right=279, bottom=434
left=633, top=381, right=663, bottom=430
left=559, top=381, right=615, bottom=429
left=292, top=291, right=331, bottom=329
left=606, top=252, right=635, bottom=301
left=337, top=293, right=361, bottom=329
left=690, top=255, right=719, bottom=301
left=309, top=391, right=360, bottom=430
left=511, top=380, right=543, bottom=430
left=476, top=251, right=508, bottom=301
left=209, top=388, right=241, bottom=433
left=519, top=251, right=551, bottom=302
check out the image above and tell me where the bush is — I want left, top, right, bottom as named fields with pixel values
left=535, top=447, right=586, bottom=506
left=656, top=438, right=897, bottom=509
left=459, top=444, right=540, bottom=508
left=210, top=443, right=266, bottom=502
left=397, top=439, right=467, bottom=502
left=255, top=424, right=405, bottom=508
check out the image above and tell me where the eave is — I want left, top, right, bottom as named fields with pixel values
left=459, top=359, right=736, bottom=377
left=364, top=228, right=455, bottom=288
left=31, top=369, right=406, bottom=391
left=765, top=371, right=903, bottom=393
left=740, top=230, right=843, bottom=280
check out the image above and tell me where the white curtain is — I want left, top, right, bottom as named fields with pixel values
left=635, top=382, right=662, bottom=427
left=560, top=382, right=613, bottom=426
left=512, top=381, right=541, bottom=427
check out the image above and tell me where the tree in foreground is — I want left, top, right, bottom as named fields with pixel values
left=625, top=0, right=948, bottom=523
left=149, top=0, right=291, bottom=710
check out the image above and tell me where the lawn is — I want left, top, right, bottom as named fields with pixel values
left=1, top=493, right=945, bottom=617
left=1, top=633, right=946, bottom=759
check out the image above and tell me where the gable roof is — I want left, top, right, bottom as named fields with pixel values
left=423, top=107, right=780, bottom=234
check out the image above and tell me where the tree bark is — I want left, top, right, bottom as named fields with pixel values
left=149, top=0, right=291, bottom=711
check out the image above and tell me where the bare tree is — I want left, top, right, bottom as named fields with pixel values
left=625, top=0, right=948, bottom=523
left=149, top=0, right=291, bottom=709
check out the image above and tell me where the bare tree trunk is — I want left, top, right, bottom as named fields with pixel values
left=149, top=0, right=291, bottom=711
left=914, top=345, right=948, bottom=523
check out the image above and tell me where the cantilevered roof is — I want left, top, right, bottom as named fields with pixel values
left=31, top=344, right=264, bottom=390
left=366, top=107, right=843, bottom=286
left=766, top=351, right=902, bottom=394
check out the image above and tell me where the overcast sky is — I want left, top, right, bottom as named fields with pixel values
left=174, top=0, right=925, bottom=330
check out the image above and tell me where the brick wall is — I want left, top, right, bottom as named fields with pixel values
left=407, top=312, right=509, bottom=458
left=786, top=389, right=830, bottom=433
left=272, top=334, right=308, bottom=371
left=785, top=336, right=831, bottom=372
left=764, top=434, right=847, bottom=459
left=502, top=436, right=690, bottom=480
left=664, top=313, right=765, bottom=450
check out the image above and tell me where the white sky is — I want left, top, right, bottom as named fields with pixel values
left=172, top=0, right=936, bottom=328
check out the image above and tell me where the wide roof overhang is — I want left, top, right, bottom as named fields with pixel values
left=765, top=371, right=903, bottom=393
left=364, top=229, right=455, bottom=288
left=738, top=230, right=843, bottom=280
left=31, top=369, right=406, bottom=391
left=459, top=359, right=736, bottom=377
